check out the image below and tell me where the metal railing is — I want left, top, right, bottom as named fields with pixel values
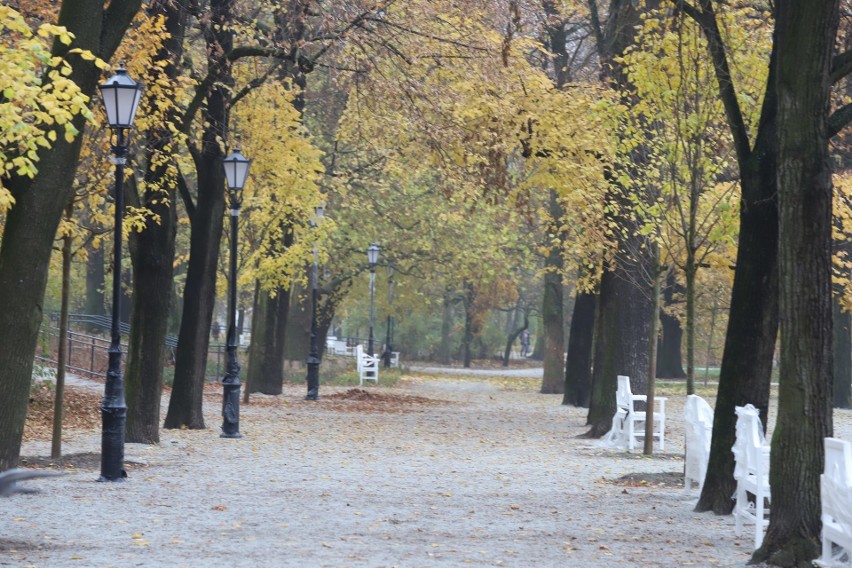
left=37, top=312, right=232, bottom=380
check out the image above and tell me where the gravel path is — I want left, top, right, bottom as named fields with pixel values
left=4, top=372, right=851, bottom=567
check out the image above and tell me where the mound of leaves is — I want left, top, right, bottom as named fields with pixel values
left=24, top=384, right=101, bottom=441
left=610, top=471, right=684, bottom=488
left=321, top=388, right=448, bottom=413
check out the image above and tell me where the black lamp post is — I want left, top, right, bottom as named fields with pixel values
left=221, top=147, right=251, bottom=438
left=305, top=203, right=325, bottom=401
left=382, top=264, right=394, bottom=368
left=367, top=243, right=380, bottom=356
left=97, top=64, right=142, bottom=482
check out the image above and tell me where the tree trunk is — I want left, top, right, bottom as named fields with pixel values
left=52, top=204, right=75, bottom=459
left=563, top=291, right=595, bottom=407
left=541, top=189, right=565, bottom=393
left=833, top=232, right=852, bottom=409
left=119, top=268, right=132, bottom=324
left=685, top=264, right=696, bottom=394
left=696, top=25, right=780, bottom=516
left=583, top=0, right=656, bottom=437
left=164, top=0, right=234, bottom=429
left=530, top=314, right=544, bottom=360
left=0, top=0, right=140, bottom=471
left=124, top=0, right=185, bottom=445
left=644, top=264, right=661, bottom=455
left=833, top=291, right=852, bottom=408
left=246, top=216, right=296, bottom=396
left=503, top=313, right=528, bottom=367
left=656, top=274, right=685, bottom=378
left=85, top=229, right=106, bottom=316
left=462, top=282, right=475, bottom=368
left=247, top=285, right=291, bottom=395
left=283, top=281, right=310, bottom=362
left=438, top=292, right=453, bottom=364
left=586, top=264, right=653, bottom=436
left=125, top=185, right=176, bottom=442
left=656, top=311, right=685, bottom=378
left=753, top=1, right=837, bottom=563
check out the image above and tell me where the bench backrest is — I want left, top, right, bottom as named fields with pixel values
left=685, top=395, right=713, bottom=449
left=822, top=438, right=852, bottom=529
left=616, top=375, right=633, bottom=413
left=733, top=404, right=767, bottom=480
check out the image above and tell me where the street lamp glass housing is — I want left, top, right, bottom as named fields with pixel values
left=98, top=65, right=143, bottom=129
left=223, top=148, right=251, bottom=190
left=310, top=203, right=325, bottom=228
left=367, top=243, right=380, bottom=266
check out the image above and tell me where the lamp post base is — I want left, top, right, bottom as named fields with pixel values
left=305, top=355, right=320, bottom=400
left=220, top=379, right=242, bottom=438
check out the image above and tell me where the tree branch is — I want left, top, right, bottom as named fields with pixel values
left=176, top=167, right=195, bottom=221
left=681, top=0, right=752, bottom=164
left=831, top=49, right=852, bottom=84
left=829, top=102, right=852, bottom=138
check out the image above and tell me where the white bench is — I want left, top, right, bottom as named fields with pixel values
left=326, top=337, right=354, bottom=356
left=607, top=375, right=666, bottom=451
left=355, top=344, right=379, bottom=385
left=733, top=404, right=771, bottom=550
left=817, top=437, right=852, bottom=567
left=684, top=394, right=714, bottom=491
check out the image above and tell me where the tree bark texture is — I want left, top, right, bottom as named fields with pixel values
left=164, top=0, right=234, bottom=429
left=247, top=221, right=296, bottom=395
left=585, top=0, right=655, bottom=437
left=541, top=190, right=565, bottom=394
left=587, top=265, right=652, bottom=436
left=833, top=292, right=852, bottom=408
left=283, top=281, right=311, bottom=361
left=563, top=291, right=596, bottom=407
left=438, top=292, right=453, bottom=365
left=247, top=284, right=291, bottom=394
left=694, top=2, right=780, bottom=514
left=462, top=282, right=476, bottom=368
left=85, top=230, right=106, bottom=317
left=124, top=0, right=186, bottom=445
left=52, top=205, right=74, bottom=459
left=0, top=0, right=140, bottom=471
left=657, top=274, right=685, bottom=378
left=754, top=1, right=837, bottom=563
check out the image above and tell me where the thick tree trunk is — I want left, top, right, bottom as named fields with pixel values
left=753, top=1, right=837, bottom=563
left=833, top=292, right=852, bottom=408
left=541, top=191, right=565, bottom=393
left=656, top=311, right=685, bottom=378
left=247, top=286, right=291, bottom=395
left=583, top=0, right=656, bottom=437
left=563, top=291, right=595, bottom=407
left=586, top=263, right=653, bottom=436
left=283, top=281, right=310, bottom=362
left=0, top=0, right=140, bottom=471
left=438, top=292, right=453, bottom=364
left=696, top=30, right=780, bottom=516
left=125, top=193, right=176, bottom=442
left=85, top=231, right=106, bottom=317
left=833, top=235, right=852, bottom=409
left=656, top=274, right=685, bottom=378
left=503, top=313, right=528, bottom=367
left=164, top=0, right=233, bottom=429
left=247, top=220, right=296, bottom=396
left=462, top=282, right=475, bottom=368
left=124, top=0, right=185, bottom=445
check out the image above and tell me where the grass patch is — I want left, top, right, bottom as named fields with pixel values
left=284, top=366, right=404, bottom=388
